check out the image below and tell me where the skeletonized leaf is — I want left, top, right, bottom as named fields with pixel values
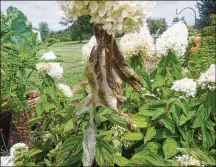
left=82, top=120, right=97, bottom=167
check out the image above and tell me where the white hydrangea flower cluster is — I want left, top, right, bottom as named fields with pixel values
left=40, top=51, right=57, bottom=60
left=120, top=24, right=155, bottom=59
left=57, top=83, right=73, bottom=97
left=176, top=154, right=204, bottom=166
left=156, top=21, right=188, bottom=57
left=171, top=78, right=197, bottom=97
left=36, top=52, right=63, bottom=79
left=82, top=36, right=97, bottom=63
left=1, top=143, right=28, bottom=166
left=58, top=1, right=155, bottom=35
left=197, top=64, right=216, bottom=90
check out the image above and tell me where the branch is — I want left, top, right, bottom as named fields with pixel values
left=176, top=7, right=197, bottom=24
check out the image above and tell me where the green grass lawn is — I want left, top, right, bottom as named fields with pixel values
left=29, top=40, right=88, bottom=90
left=29, top=38, right=121, bottom=90
left=48, top=41, right=88, bottom=87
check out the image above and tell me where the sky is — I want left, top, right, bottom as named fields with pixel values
left=1, top=1, right=199, bottom=31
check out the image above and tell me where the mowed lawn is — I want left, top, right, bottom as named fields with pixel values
left=30, top=38, right=121, bottom=90
left=29, top=40, right=88, bottom=90
left=48, top=41, right=88, bottom=87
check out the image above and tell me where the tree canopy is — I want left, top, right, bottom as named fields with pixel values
left=196, top=0, right=216, bottom=28
left=146, top=17, right=168, bottom=34
left=59, top=15, right=93, bottom=42
left=39, top=22, right=49, bottom=41
left=172, top=16, right=187, bottom=25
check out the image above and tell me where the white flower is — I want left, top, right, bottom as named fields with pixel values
left=120, top=24, right=155, bottom=59
left=197, top=64, right=216, bottom=90
left=82, top=36, right=97, bottom=63
left=0, top=156, right=14, bottom=166
left=176, top=154, right=204, bottom=166
left=156, top=21, right=188, bottom=57
left=58, top=1, right=155, bottom=35
left=36, top=62, right=51, bottom=74
left=10, top=143, right=28, bottom=156
left=171, top=78, right=197, bottom=97
left=57, top=83, right=73, bottom=97
left=40, top=51, right=57, bottom=60
left=36, top=62, right=63, bottom=79
left=48, top=63, right=64, bottom=79
left=1, top=143, right=28, bottom=166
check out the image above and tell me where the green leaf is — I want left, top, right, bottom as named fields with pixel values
left=44, top=159, right=52, bottom=166
left=160, top=116, right=175, bottom=133
left=129, top=151, right=170, bottom=166
left=140, top=99, right=167, bottom=110
left=60, top=150, right=82, bottom=166
left=192, top=104, right=211, bottom=128
left=139, top=108, right=165, bottom=120
left=63, top=119, right=73, bottom=133
left=97, top=130, right=115, bottom=137
left=28, top=116, right=43, bottom=125
left=179, top=110, right=196, bottom=126
left=201, top=124, right=215, bottom=150
left=188, top=98, right=201, bottom=108
left=27, top=148, right=43, bottom=158
left=143, top=152, right=170, bottom=166
left=56, top=134, right=83, bottom=165
left=95, top=138, right=114, bottom=166
left=15, top=161, right=24, bottom=166
left=152, top=75, right=165, bottom=89
left=35, top=95, right=47, bottom=116
left=126, top=152, right=153, bottom=166
left=154, top=129, right=178, bottom=139
left=170, top=104, right=181, bottom=124
left=69, top=93, right=86, bottom=101
left=122, top=132, right=143, bottom=141
left=114, top=155, right=129, bottom=166
left=129, top=114, right=150, bottom=128
left=143, top=142, right=162, bottom=154
left=208, top=91, right=216, bottom=113
left=144, top=127, right=156, bottom=144
left=44, top=103, right=55, bottom=111
left=178, top=98, right=188, bottom=116
left=104, top=114, right=127, bottom=129
left=137, top=68, right=151, bottom=90
left=163, top=138, right=178, bottom=159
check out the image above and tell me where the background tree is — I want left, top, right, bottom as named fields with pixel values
left=146, top=17, right=168, bottom=34
left=195, top=0, right=216, bottom=28
left=59, top=15, right=93, bottom=42
left=172, top=16, right=187, bottom=25
left=39, top=22, right=49, bottom=41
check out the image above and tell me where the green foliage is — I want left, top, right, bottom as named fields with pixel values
left=49, top=29, right=72, bottom=42
left=95, top=137, right=114, bottom=166
left=146, top=17, right=168, bottom=34
left=172, top=16, right=187, bottom=25
left=6, top=6, right=216, bottom=167
left=195, top=0, right=216, bottom=28
left=59, top=15, right=93, bottom=42
left=39, top=22, right=49, bottom=41
left=1, top=6, right=50, bottom=114
left=187, top=36, right=215, bottom=79
left=201, top=14, right=216, bottom=36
